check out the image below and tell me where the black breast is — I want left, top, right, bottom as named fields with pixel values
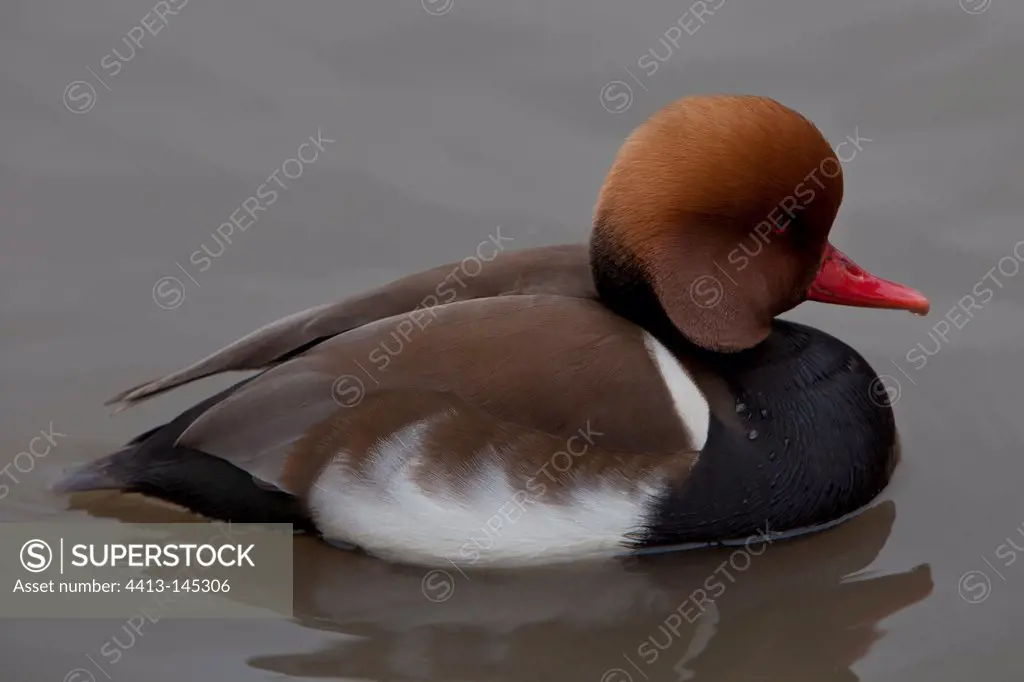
left=639, top=320, right=899, bottom=548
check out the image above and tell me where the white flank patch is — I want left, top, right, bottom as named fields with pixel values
left=307, top=421, right=666, bottom=567
left=643, top=333, right=710, bottom=450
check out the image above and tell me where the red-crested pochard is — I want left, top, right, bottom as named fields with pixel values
left=60, top=95, right=930, bottom=567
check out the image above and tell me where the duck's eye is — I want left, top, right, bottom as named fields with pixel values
left=770, top=215, right=790, bottom=234
left=772, top=210, right=807, bottom=236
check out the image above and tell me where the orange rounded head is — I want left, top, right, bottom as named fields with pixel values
left=590, top=94, right=930, bottom=352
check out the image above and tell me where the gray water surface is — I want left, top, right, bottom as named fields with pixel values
left=3, top=0, right=1024, bottom=680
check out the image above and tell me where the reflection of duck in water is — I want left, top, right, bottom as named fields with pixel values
left=61, top=95, right=929, bottom=567
left=239, top=501, right=927, bottom=682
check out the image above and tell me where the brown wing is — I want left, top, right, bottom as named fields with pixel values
left=108, top=244, right=593, bottom=409
left=174, top=295, right=700, bottom=494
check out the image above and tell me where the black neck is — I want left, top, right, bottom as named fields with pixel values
left=589, top=222, right=694, bottom=351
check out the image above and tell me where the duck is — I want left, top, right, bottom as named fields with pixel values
left=59, top=94, right=930, bottom=567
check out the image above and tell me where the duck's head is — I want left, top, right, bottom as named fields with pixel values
left=591, top=94, right=930, bottom=352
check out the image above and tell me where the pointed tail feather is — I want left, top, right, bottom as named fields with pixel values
left=62, top=376, right=315, bottom=532
left=56, top=443, right=315, bottom=531
left=54, top=451, right=127, bottom=493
